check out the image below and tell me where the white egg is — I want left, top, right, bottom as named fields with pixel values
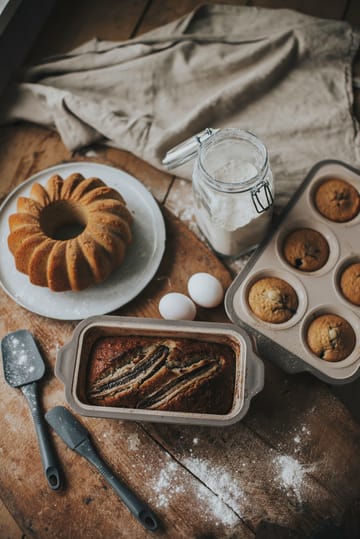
left=187, top=272, right=224, bottom=308
left=158, top=293, right=196, bottom=321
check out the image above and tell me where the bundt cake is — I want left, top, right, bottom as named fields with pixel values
left=8, top=173, right=133, bottom=292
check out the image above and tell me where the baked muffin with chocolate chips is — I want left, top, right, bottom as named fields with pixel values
left=248, top=276, right=298, bottom=323
left=340, top=262, right=360, bottom=306
left=283, top=228, right=329, bottom=272
left=314, top=178, right=360, bottom=222
left=307, top=314, right=355, bottom=362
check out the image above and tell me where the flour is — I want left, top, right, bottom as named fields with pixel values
left=127, top=433, right=140, bottom=451
left=195, top=482, right=239, bottom=528
left=149, top=457, right=239, bottom=528
left=193, top=158, right=273, bottom=256
left=291, top=423, right=312, bottom=453
left=183, top=456, right=245, bottom=515
left=151, top=460, right=185, bottom=508
left=196, top=208, right=272, bottom=257
left=150, top=457, right=242, bottom=527
left=2, top=334, right=39, bottom=386
left=273, top=455, right=307, bottom=502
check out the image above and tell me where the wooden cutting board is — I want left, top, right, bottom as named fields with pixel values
left=0, top=205, right=235, bottom=539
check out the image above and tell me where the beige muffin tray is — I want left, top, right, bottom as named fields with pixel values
left=225, top=160, right=360, bottom=384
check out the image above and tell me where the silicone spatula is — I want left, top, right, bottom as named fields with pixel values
left=45, top=405, right=159, bottom=532
left=1, top=330, right=62, bottom=490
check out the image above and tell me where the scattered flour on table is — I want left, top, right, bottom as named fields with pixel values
left=183, top=456, right=245, bottom=515
left=151, top=460, right=184, bottom=508
left=290, top=423, right=312, bottom=453
left=273, top=454, right=314, bottom=503
left=127, top=432, right=140, bottom=451
left=150, top=456, right=241, bottom=528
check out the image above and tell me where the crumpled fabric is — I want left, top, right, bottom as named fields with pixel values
left=1, top=4, right=359, bottom=206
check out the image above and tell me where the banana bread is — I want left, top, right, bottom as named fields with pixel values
left=86, top=335, right=236, bottom=414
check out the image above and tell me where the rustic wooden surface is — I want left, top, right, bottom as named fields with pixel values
left=1, top=1, right=360, bottom=538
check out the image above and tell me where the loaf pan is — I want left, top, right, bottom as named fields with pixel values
left=55, top=315, right=264, bottom=427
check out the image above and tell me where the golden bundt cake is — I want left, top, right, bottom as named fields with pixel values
left=8, top=173, right=133, bottom=291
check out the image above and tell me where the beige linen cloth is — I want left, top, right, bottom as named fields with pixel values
left=1, top=4, right=359, bottom=207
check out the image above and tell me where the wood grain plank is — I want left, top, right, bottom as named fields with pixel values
left=0, top=125, right=172, bottom=206
left=134, top=0, right=248, bottom=36
left=0, top=125, right=72, bottom=203
left=27, top=0, right=149, bottom=63
left=83, top=146, right=173, bottom=204
left=143, top=417, right=345, bottom=536
left=0, top=0, right=56, bottom=95
left=345, top=0, right=360, bottom=26
left=0, top=499, right=24, bottom=539
left=247, top=0, right=348, bottom=19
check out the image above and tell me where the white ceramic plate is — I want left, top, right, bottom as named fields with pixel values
left=0, top=162, right=166, bottom=320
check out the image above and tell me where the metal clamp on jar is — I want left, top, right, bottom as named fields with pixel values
left=163, top=128, right=274, bottom=258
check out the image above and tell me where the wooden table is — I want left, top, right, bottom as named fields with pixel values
left=1, top=1, right=360, bottom=538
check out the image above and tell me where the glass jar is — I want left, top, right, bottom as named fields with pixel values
left=163, top=128, right=274, bottom=258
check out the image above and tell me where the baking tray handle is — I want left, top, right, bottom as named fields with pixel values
left=55, top=342, right=75, bottom=386
left=245, top=350, right=264, bottom=402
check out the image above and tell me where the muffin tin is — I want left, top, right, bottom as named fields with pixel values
left=55, top=315, right=264, bottom=426
left=225, top=160, right=360, bottom=384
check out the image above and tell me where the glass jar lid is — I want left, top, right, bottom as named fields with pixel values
left=162, top=128, right=219, bottom=169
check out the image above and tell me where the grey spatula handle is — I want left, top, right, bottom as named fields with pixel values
left=76, top=438, right=158, bottom=531
left=21, top=383, right=62, bottom=490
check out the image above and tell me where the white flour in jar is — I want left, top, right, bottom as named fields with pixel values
left=194, top=159, right=273, bottom=257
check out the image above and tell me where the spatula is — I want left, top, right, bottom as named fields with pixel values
left=1, top=330, right=62, bottom=491
left=45, top=406, right=159, bottom=532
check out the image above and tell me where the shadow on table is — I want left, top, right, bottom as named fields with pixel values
left=331, top=376, right=360, bottom=424
left=256, top=497, right=360, bottom=538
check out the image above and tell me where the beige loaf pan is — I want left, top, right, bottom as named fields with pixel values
left=225, top=159, right=360, bottom=384
left=55, top=315, right=264, bottom=426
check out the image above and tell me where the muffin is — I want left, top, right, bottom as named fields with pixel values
left=340, top=262, right=360, bottom=306
left=248, top=276, right=298, bottom=323
left=283, top=228, right=329, bottom=271
left=307, top=313, right=355, bottom=362
left=314, top=178, right=360, bottom=222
